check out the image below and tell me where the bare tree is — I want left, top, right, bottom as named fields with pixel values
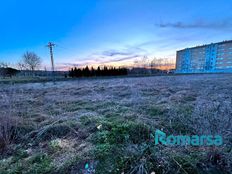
left=151, top=57, right=175, bottom=71
left=22, top=52, right=41, bottom=71
left=142, top=56, right=149, bottom=69
left=17, top=62, right=26, bottom=71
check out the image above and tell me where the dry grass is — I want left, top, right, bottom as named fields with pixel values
left=0, top=74, right=231, bottom=173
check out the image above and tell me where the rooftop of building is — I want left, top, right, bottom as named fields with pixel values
left=177, top=40, right=232, bottom=52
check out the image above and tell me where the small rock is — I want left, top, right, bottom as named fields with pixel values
left=97, top=124, right=102, bottom=130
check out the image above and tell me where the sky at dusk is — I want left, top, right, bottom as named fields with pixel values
left=0, top=0, right=232, bottom=70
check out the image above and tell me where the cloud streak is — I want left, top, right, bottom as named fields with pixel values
left=102, top=50, right=132, bottom=57
left=100, top=55, right=141, bottom=64
left=58, top=47, right=146, bottom=70
left=157, top=19, right=232, bottom=30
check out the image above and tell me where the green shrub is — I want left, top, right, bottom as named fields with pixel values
left=12, top=149, right=29, bottom=162
left=3, top=153, right=53, bottom=174
left=92, top=121, right=151, bottom=145
left=26, top=153, right=53, bottom=174
left=91, top=120, right=155, bottom=173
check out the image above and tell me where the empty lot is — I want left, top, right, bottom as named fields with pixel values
left=0, top=74, right=232, bottom=174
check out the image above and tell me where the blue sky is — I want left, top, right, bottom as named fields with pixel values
left=0, top=0, right=232, bottom=70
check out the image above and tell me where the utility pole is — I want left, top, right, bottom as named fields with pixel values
left=46, top=42, right=56, bottom=79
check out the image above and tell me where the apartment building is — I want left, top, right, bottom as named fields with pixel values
left=176, top=40, right=232, bottom=73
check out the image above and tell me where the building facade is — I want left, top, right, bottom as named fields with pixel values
left=176, top=40, right=232, bottom=73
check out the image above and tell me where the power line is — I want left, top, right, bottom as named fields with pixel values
left=46, top=42, right=56, bottom=72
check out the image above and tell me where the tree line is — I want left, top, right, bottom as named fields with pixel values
left=69, top=66, right=128, bottom=77
left=1, top=52, right=175, bottom=78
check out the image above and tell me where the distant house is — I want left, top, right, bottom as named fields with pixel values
left=176, top=40, right=232, bottom=73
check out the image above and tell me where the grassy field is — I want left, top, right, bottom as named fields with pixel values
left=0, top=76, right=68, bottom=84
left=0, top=74, right=231, bottom=174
